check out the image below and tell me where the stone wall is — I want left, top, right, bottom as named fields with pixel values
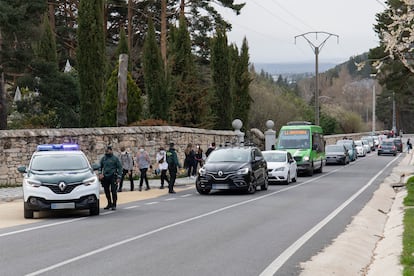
left=0, top=126, right=236, bottom=186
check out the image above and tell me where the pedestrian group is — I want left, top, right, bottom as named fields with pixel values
left=98, top=141, right=216, bottom=210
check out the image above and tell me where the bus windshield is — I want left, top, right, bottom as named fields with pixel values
left=277, top=129, right=310, bottom=149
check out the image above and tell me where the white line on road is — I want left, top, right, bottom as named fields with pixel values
left=124, top=205, right=139, bottom=209
left=259, top=155, right=400, bottom=276
left=0, top=218, right=86, bottom=238
left=164, top=198, right=177, bottom=201
left=180, top=194, right=192, bottom=198
left=144, top=201, right=159, bottom=205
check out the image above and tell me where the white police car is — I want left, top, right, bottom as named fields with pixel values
left=18, top=144, right=100, bottom=218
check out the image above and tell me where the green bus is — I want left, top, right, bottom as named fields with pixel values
left=276, top=121, right=325, bottom=176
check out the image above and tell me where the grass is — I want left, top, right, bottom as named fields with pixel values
left=402, top=176, right=414, bottom=275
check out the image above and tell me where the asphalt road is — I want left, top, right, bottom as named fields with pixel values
left=0, top=151, right=402, bottom=276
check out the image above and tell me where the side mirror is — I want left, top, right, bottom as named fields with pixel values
left=17, top=166, right=27, bottom=173
left=92, top=163, right=100, bottom=171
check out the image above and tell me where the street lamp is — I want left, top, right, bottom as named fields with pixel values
left=370, top=74, right=377, bottom=134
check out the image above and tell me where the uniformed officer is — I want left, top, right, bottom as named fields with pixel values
left=99, top=145, right=122, bottom=210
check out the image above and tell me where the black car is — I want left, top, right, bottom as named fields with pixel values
left=195, top=146, right=268, bottom=195
left=325, top=144, right=350, bottom=165
left=378, top=139, right=397, bottom=156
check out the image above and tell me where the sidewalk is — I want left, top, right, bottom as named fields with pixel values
left=0, top=176, right=196, bottom=203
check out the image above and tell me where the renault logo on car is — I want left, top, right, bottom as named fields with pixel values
left=58, top=182, right=67, bottom=191
left=218, top=171, right=223, bottom=177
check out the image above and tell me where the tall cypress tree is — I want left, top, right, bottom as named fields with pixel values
left=232, top=37, right=252, bottom=128
left=142, top=19, right=167, bottom=120
left=77, top=0, right=105, bottom=127
left=168, top=16, right=204, bottom=127
left=210, top=28, right=232, bottom=130
left=37, top=14, right=57, bottom=65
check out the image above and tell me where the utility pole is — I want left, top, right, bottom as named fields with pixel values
left=295, top=32, right=339, bottom=125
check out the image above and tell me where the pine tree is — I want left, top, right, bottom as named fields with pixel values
left=210, top=28, right=232, bottom=130
left=77, top=0, right=106, bottom=127
left=142, top=19, right=167, bottom=120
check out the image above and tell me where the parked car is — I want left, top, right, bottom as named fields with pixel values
left=393, top=138, right=403, bottom=152
left=354, top=140, right=367, bottom=157
left=336, top=140, right=357, bottom=161
left=361, top=139, right=371, bottom=153
left=377, top=139, right=397, bottom=156
left=372, top=135, right=380, bottom=148
left=361, top=136, right=375, bottom=151
left=196, top=146, right=268, bottom=195
left=262, top=150, right=297, bottom=185
left=325, top=144, right=350, bottom=165
left=17, top=144, right=101, bottom=219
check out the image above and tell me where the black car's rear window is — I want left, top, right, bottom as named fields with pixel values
left=31, top=154, right=89, bottom=171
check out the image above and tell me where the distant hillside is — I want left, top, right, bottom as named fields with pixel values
left=253, top=62, right=338, bottom=75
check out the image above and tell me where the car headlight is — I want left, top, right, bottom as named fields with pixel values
left=83, top=176, right=97, bottom=186
left=237, top=167, right=249, bottom=175
left=26, top=179, right=41, bottom=187
left=274, top=167, right=285, bottom=172
left=199, top=167, right=206, bottom=176
left=303, top=156, right=310, bottom=161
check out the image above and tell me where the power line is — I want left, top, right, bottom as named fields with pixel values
left=270, top=0, right=317, bottom=31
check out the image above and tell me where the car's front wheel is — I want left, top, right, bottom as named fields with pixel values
left=196, top=183, right=210, bottom=195
left=261, top=172, right=268, bottom=191
left=246, top=175, right=257, bottom=194
left=24, top=205, right=34, bottom=219
left=90, top=199, right=100, bottom=216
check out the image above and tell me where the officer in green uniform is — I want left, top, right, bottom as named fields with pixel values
left=99, top=146, right=123, bottom=210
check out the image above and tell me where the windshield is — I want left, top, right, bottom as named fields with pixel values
left=262, top=152, right=286, bottom=162
left=207, top=148, right=251, bottom=163
left=277, top=129, right=310, bottom=149
left=31, top=154, right=89, bottom=171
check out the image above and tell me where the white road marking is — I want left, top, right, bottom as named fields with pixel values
left=124, top=205, right=139, bottom=209
left=145, top=202, right=159, bottom=205
left=0, top=218, right=86, bottom=238
left=164, top=198, right=177, bottom=201
left=180, top=194, right=192, bottom=198
left=259, top=155, right=399, bottom=276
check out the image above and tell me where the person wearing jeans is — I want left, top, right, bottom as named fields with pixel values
left=136, top=147, right=151, bottom=191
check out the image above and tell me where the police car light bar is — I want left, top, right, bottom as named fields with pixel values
left=37, top=144, right=80, bottom=151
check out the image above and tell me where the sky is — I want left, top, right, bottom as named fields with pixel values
left=218, top=0, right=387, bottom=64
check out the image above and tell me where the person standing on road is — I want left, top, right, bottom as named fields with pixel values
left=118, top=146, right=134, bottom=192
left=184, top=143, right=197, bottom=178
left=136, top=147, right=151, bottom=191
left=166, top=143, right=181, bottom=194
left=156, top=147, right=169, bottom=189
left=205, top=142, right=216, bottom=157
left=99, top=146, right=122, bottom=210
left=407, top=138, right=412, bottom=153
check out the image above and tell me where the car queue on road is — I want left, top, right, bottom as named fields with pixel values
left=17, top=129, right=406, bottom=219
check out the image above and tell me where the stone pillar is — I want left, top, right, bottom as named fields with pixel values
left=232, top=119, right=245, bottom=146
left=264, top=120, right=276, bottom=150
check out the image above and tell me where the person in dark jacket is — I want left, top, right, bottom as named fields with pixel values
left=99, top=146, right=123, bottom=210
left=166, top=143, right=181, bottom=194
